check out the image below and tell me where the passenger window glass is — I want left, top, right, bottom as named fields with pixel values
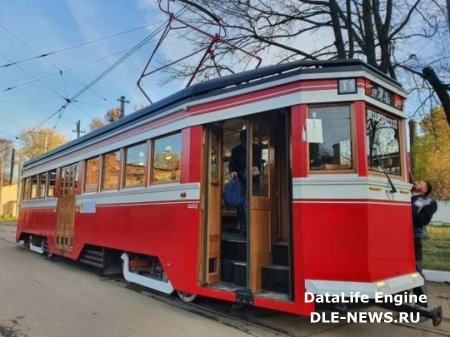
left=367, top=109, right=401, bottom=176
left=252, top=122, right=270, bottom=196
left=308, top=105, right=352, bottom=171
left=23, top=178, right=31, bottom=200
left=47, top=170, right=57, bottom=197
left=152, top=133, right=181, bottom=183
left=85, top=157, right=100, bottom=192
left=102, top=151, right=121, bottom=190
left=124, top=143, right=147, bottom=188
left=209, top=133, right=219, bottom=180
left=38, top=174, right=47, bottom=198
left=30, top=175, right=38, bottom=199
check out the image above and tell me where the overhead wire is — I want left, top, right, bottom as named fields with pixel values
left=0, top=24, right=109, bottom=103
left=0, top=50, right=67, bottom=100
left=0, top=47, right=133, bottom=96
left=18, top=19, right=169, bottom=139
left=0, top=21, right=164, bottom=69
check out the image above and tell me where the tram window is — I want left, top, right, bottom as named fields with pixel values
left=124, top=142, right=147, bottom=188
left=308, top=105, right=353, bottom=171
left=30, top=175, right=38, bottom=199
left=85, top=157, right=100, bottom=192
left=38, top=173, right=47, bottom=198
left=102, top=151, right=121, bottom=190
left=152, top=133, right=181, bottom=183
left=47, top=169, right=57, bottom=197
left=23, top=178, right=31, bottom=200
left=367, top=109, right=401, bottom=176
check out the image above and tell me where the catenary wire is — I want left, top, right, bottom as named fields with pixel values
left=0, top=21, right=164, bottom=69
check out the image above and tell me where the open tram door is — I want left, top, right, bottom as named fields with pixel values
left=201, top=110, right=293, bottom=299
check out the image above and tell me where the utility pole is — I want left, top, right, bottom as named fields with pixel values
left=15, top=148, right=23, bottom=217
left=447, top=0, right=450, bottom=32
left=117, top=95, right=130, bottom=119
left=72, top=120, right=86, bottom=139
left=9, top=148, right=15, bottom=185
left=44, top=131, right=49, bottom=153
left=408, top=119, right=417, bottom=177
left=0, top=159, right=3, bottom=217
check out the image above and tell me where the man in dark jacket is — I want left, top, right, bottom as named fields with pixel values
left=228, top=130, right=262, bottom=236
left=411, top=180, right=438, bottom=306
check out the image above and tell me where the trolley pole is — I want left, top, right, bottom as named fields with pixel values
left=72, top=120, right=86, bottom=139
left=117, top=95, right=130, bottom=119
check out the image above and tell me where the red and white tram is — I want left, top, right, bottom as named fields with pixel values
left=17, top=59, right=423, bottom=316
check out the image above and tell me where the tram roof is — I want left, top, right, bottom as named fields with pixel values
left=24, top=59, right=403, bottom=168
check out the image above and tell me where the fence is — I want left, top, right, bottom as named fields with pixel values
left=432, top=200, right=450, bottom=225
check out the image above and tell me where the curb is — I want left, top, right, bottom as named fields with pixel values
left=423, top=269, right=450, bottom=283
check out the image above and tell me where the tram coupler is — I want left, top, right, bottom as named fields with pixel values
left=379, top=303, right=442, bottom=326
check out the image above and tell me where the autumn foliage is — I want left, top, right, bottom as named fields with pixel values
left=412, top=106, right=450, bottom=199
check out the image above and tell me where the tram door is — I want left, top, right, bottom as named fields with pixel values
left=55, top=164, right=78, bottom=252
left=248, top=114, right=276, bottom=291
left=201, top=125, right=223, bottom=284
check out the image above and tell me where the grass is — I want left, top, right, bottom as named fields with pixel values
left=0, top=216, right=17, bottom=224
left=423, top=224, right=450, bottom=271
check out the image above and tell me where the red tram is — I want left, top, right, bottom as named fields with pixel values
left=17, top=59, right=422, bottom=316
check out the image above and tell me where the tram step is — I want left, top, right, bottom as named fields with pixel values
left=79, top=246, right=105, bottom=269
left=221, top=259, right=247, bottom=287
left=79, top=258, right=104, bottom=268
left=262, top=265, right=289, bottom=294
left=221, top=236, right=246, bottom=262
left=272, top=241, right=289, bottom=266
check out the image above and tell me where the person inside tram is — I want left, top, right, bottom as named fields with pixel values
left=228, top=130, right=262, bottom=237
left=411, top=180, right=438, bottom=307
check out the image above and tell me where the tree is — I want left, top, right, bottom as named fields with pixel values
left=0, top=138, right=12, bottom=186
left=90, top=108, right=122, bottom=131
left=144, top=0, right=449, bottom=120
left=412, top=106, right=450, bottom=198
left=19, top=128, right=66, bottom=160
left=90, top=118, right=106, bottom=131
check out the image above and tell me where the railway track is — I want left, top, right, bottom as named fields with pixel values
left=102, top=275, right=450, bottom=337
left=5, top=232, right=449, bottom=337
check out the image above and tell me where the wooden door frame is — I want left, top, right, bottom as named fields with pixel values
left=247, top=113, right=277, bottom=291
left=199, top=124, right=223, bottom=285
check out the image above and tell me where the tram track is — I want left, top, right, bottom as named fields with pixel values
left=103, top=276, right=450, bottom=337
left=1, top=226, right=449, bottom=337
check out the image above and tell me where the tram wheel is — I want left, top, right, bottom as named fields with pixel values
left=177, top=291, right=197, bottom=303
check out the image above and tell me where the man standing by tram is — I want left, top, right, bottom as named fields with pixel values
left=411, top=180, right=438, bottom=307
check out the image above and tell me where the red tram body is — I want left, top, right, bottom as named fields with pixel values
left=17, top=60, right=422, bottom=316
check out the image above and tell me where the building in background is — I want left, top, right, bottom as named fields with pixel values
left=0, top=183, right=18, bottom=218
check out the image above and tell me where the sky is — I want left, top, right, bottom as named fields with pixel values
left=0, top=1, right=447, bottom=148
left=0, top=0, right=182, bottom=144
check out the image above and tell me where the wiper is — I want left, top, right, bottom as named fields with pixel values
left=373, top=152, right=397, bottom=194
left=382, top=169, right=397, bottom=194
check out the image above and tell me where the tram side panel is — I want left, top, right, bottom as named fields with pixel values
left=17, top=204, right=56, bottom=244
left=295, top=201, right=416, bottom=283
left=16, top=126, right=204, bottom=294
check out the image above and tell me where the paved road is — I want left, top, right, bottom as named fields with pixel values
left=0, top=223, right=449, bottom=337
